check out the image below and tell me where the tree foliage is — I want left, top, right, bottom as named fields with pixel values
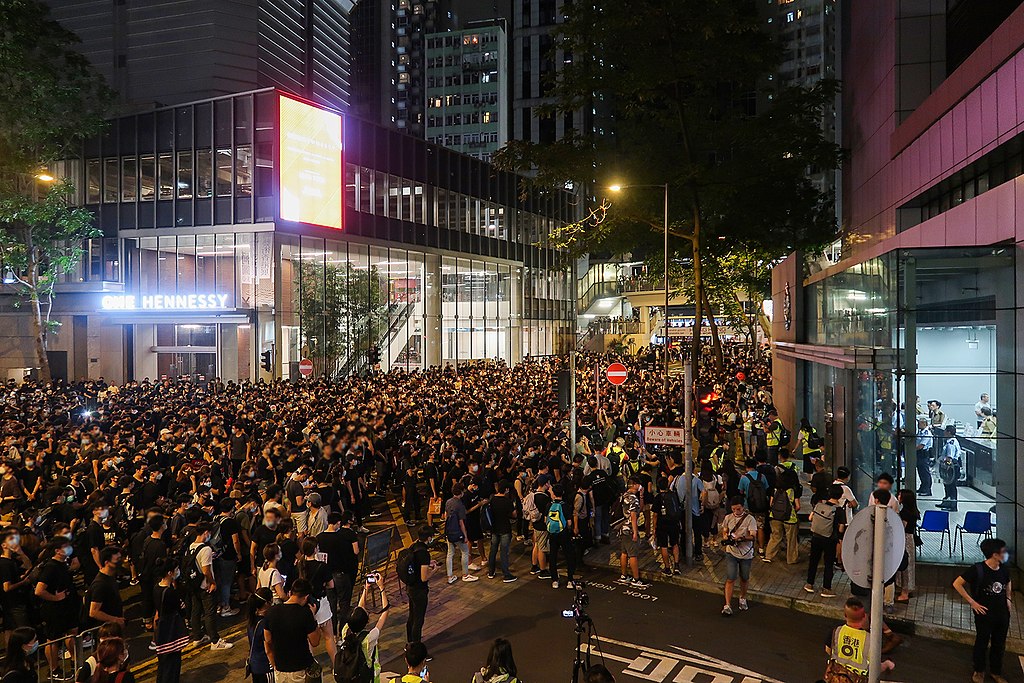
left=494, top=0, right=844, bottom=380
left=0, top=0, right=114, bottom=381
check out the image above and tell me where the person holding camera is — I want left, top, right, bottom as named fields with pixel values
left=336, top=576, right=391, bottom=683
left=721, top=496, right=757, bottom=616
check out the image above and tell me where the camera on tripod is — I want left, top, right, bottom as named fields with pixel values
left=561, top=581, right=590, bottom=623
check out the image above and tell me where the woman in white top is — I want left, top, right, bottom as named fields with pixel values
left=256, top=543, right=287, bottom=602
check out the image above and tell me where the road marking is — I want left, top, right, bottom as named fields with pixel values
left=587, top=636, right=786, bottom=683
left=389, top=497, right=413, bottom=547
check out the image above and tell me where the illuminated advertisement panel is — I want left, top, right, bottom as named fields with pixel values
left=278, top=93, right=343, bottom=230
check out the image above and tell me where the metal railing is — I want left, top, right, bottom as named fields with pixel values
left=29, top=626, right=102, bottom=683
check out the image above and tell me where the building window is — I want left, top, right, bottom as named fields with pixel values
left=196, top=149, right=212, bottom=198
left=103, top=158, right=118, bottom=203
left=121, top=157, right=137, bottom=201
left=86, top=159, right=101, bottom=203
left=235, top=145, right=253, bottom=197
left=216, top=148, right=232, bottom=197
left=177, top=151, right=193, bottom=199
left=158, top=153, right=174, bottom=200
left=140, top=155, right=155, bottom=201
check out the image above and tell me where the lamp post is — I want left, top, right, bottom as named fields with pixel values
left=608, top=183, right=670, bottom=393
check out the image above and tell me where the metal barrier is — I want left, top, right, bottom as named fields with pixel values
left=30, top=626, right=102, bottom=683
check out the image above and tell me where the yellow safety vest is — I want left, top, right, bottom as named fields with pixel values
left=766, top=424, right=781, bottom=447
left=831, top=624, right=868, bottom=675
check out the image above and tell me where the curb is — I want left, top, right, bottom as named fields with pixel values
left=625, top=562, right=1024, bottom=655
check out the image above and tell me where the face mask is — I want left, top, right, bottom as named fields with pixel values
left=6, top=534, right=19, bottom=547
left=25, top=461, right=34, bottom=468
left=62, top=532, right=73, bottom=540
left=99, top=510, right=110, bottom=521
left=1001, top=551, right=1010, bottom=564
left=265, top=520, right=277, bottom=529
left=25, top=641, right=39, bottom=656
left=63, top=546, right=73, bottom=559
left=174, top=569, right=181, bottom=580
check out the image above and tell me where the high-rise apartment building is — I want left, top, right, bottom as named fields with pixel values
left=350, top=0, right=455, bottom=135
left=44, top=0, right=354, bottom=111
left=424, top=21, right=508, bottom=161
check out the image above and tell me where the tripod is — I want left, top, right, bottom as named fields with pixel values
left=570, top=613, right=595, bottom=683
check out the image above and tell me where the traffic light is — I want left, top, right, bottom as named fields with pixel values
left=368, top=347, right=380, bottom=365
left=696, top=385, right=720, bottom=445
left=260, top=350, right=273, bottom=373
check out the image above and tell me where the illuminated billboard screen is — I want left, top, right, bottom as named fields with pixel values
left=278, top=94, right=343, bottom=230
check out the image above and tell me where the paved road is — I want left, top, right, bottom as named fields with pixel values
left=382, top=566, right=982, bottom=683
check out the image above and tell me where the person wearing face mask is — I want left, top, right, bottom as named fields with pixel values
left=0, top=626, right=39, bottom=683
left=36, top=537, right=81, bottom=675
left=257, top=543, right=288, bottom=602
left=19, top=456, right=42, bottom=504
left=0, top=527, right=33, bottom=631
left=87, top=546, right=126, bottom=630
left=953, top=538, right=1014, bottom=683
left=250, top=507, right=280, bottom=566
left=136, top=514, right=169, bottom=632
left=153, top=559, right=189, bottom=683
left=87, top=637, right=135, bottom=683
left=0, top=462, right=25, bottom=516
left=83, top=504, right=112, bottom=584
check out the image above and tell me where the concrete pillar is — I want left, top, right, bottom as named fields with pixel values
left=509, top=266, right=522, bottom=364
left=133, top=324, right=158, bottom=381
left=219, top=323, right=239, bottom=382
left=424, top=254, right=442, bottom=368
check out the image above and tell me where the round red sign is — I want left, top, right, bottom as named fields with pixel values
left=606, top=362, right=628, bottom=386
left=298, top=358, right=314, bottom=377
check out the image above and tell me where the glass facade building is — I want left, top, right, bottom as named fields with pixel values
left=0, top=89, right=573, bottom=384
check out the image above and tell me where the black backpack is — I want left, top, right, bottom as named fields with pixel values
left=807, top=429, right=825, bottom=450
left=179, top=542, right=207, bottom=591
left=334, top=630, right=374, bottom=683
left=396, top=544, right=421, bottom=586
left=479, top=501, right=493, bottom=534
left=744, top=473, right=769, bottom=513
left=660, top=491, right=681, bottom=522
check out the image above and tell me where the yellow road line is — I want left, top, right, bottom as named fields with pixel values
left=389, top=498, right=413, bottom=547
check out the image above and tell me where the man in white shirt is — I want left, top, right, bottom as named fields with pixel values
left=188, top=522, right=233, bottom=649
left=867, top=473, right=901, bottom=513
left=974, top=393, right=991, bottom=428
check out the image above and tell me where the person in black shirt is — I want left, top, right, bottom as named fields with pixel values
left=405, top=525, right=438, bottom=644
left=35, top=537, right=81, bottom=673
left=137, top=514, right=169, bottom=630
left=486, top=481, right=517, bottom=582
left=88, top=546, right=126, bottom=630
left=0, top=528, right=32, bottom=629
left=214, top=498, right=243, bottom=617
left=318, top=511, right=360, bottom=630
left=263, top=579, right=320, bottom=675
left=953, top=537, right=1013, bottom=683
left=401, top=462, right=421, bottom=524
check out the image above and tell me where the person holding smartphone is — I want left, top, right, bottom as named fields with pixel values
left=394, top=641, right=431, bottom=682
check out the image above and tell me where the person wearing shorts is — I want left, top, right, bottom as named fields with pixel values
left=617, top=477, right=649, bottom=588
left=652, top=477, right=681, bottom=575
left=721, top=496, right=757, bottom=617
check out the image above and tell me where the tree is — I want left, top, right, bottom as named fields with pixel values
left=0, top=0, right=114, bottom=381
left=494, top=0, right=843, bottom=392
left=296, top=261, right=387, bottom=377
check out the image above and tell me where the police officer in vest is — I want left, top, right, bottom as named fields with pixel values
left=825, top=597, right=895, bottom=680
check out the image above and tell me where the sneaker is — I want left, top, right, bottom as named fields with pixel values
left=210, top=639, right=234, bottom=651
left=738, top=598, right=748, bottom=611
left=220, top=607, right=239, bottom=618
left=803, top=584, right=815, bottom=593
left=552, top=580, right=560, bottom=589
left=821, top=589, right=837, bottom=598
left=487, top=573, right=496, bottom=579
left=662, top=568, right=672, bottom=576
left=565, top=581, right=575, bottom=590
left=721, top=605, right=733, bottom=617
left=537, top=571, right=553, bottom=580
left=761, top=556, right=772, bottom=563
left=447, top=576, right=458, bottom=585
left=530, top=565, right=540, bottom=575
left=357, top=526, right=370, bottom=534
left=673, top=567, right=681, bottom=575
left=194, top=636, right=212, bottom=647
left=129, top=578, right=140, bottom=586
left=503, top=576, right=518, bottom=583
left=462, top=575, right=479, bottom=583
left=148, top=641, right=158, bottom=651
left=629, top=578, right=650, bottom=589
left=468, top=563, right=482, bottom=572
left=616, top=574, right=629, bottom=583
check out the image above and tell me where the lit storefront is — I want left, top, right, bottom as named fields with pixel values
left=0, top=89, right=573, bottom=383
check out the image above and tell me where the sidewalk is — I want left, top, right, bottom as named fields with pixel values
left=600, top=535, right=1024, bottom=653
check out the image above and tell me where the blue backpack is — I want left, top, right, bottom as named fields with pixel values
left=546, top=501, right=566, bottom=534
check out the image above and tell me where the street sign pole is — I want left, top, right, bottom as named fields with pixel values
left=595, top=360, right=600, bottom=409
left=684, top=364, right=694, bottom=566
left=570, top=346, right=577, bottom=451
left=869, top=505, right=886, bottom=683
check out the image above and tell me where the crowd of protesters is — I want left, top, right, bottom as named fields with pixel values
left=0, top=342, right=780, bottom=683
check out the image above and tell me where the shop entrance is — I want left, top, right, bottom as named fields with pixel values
left=155, top=324, right=218, bottom=381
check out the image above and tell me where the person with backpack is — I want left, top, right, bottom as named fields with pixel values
left=265, top=579, right=321, bottom=683
left=153, top=559, right=189, bottom=683
left=583, top=456, right=613, bottom=544
left=398, top=526, right=437, bottom=644
left=617, top=476, right=649, bottom=589
left=721, top=496, right=757, bottom=616
left=763, top=411, right=789, bottom=466
left=336, top=579, right=391, bottom=683
left=652, top=476, right=682, bottom=575
left=486, top=480, right=518, bottom=582
left=766, top=463, right=800, bottom=565
left=443, top=483, right=478, bottom=585
left=738, top=460, right=770, bottom=560
left=698, top=468, right=722, bottom=549
left=953, top=537, right=1013, bottom=683
left=546, top=484, right=575, bottom=590
left=183, top=522, right=233, bottom=650
left=524, top=481, right=552, bottom=579
left=805, top=484, right=842, bottom=598
left=213, top=498, right=243, bottom=618
left=793, top=417, right=825, bottom=473
left=297, top=537, right=338, bottom=665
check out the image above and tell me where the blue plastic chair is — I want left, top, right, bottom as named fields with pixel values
left=956, top=511, right=993, bottom=560
left=919, top=510, right=951, bottom=557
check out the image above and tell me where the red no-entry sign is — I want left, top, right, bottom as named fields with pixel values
left=298, top=358, right=314, bottom=377
left=606, top=362, right=628, bottom=386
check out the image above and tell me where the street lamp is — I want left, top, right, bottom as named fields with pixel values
left=608, top=182, right=670, bottom=392
left=35, top=173, right=55, bottom=183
